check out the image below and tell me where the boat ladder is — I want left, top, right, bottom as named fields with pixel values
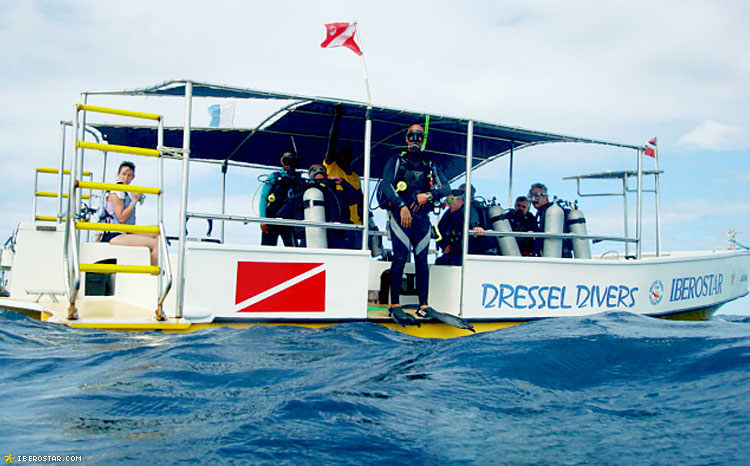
left=33, top=167, right=93, bottom=223
left=63, top=104, right=173, bottom=322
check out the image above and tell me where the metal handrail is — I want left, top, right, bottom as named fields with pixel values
left=472, top=229, right=639, bottom=243
left=186, top=211, right=366, bottom=231
left=63, top=216, right=81, bottom=319
left=156, top=221, right=173, bottom=320
left=62, top=103, right=171, bottom=320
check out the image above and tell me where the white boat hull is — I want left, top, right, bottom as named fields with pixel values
left=1, top=221, right=748, bottom=337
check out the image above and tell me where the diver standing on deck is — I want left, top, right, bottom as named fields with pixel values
left=259, top=151, right=306, bottom=247
left=378, top=123, right=466, bottom=328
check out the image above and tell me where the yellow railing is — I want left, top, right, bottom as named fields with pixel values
left=36, top=215, right=65, bottom=222
left=36, top=191, right=90, bottom=199
left=79, top=263, right=160, bottom=276
left=37, top=167, right=92, bottom=176
left=76, top=141, right=160, bottom=158
left=65, top=103, right=170, bottom=322
left=75, top=222, right=160, bottom=235
left=76, top=181, right=161, bottom=195
left=76, top=104, right=161, bottom=121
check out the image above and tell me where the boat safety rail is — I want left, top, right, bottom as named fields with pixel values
left=36, top=191, right=90, bottom=199
left=75, top=222, right=160, bottom=235
left=33, top=167, right=93, bottom=223
left=76, top=141, right=160, bottom=158
left=156, top=221, right=173, bottom=320
left=37, top=167, right=92, bottom=176
left=63, top=219, right=81, bottom=320
left=474, top=230, right=640, bottom=244
left=76, top=181, right=161, bottom=195
left=79, top=263, right=160, bottom=275
left=63, top=102, right=171, bottom=321
left=76, top=104, right=161, bottom=121
left=186, top=212, right=366, bottom=231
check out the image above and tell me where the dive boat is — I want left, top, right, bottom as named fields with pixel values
left=1, top=79, right=748, bottom=338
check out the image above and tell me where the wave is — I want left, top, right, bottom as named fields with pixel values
left=1, top=309, right=749, bottom=465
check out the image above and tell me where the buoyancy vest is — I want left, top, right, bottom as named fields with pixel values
left=377, top=153, right=436, bottom=210
left=264, top=170, right=306, bottom=219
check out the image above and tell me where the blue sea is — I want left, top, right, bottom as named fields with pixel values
left=1, top=309, right=749, bottom=465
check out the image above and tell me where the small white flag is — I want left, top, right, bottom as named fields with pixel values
left=208, top=102, right=236, bottom=128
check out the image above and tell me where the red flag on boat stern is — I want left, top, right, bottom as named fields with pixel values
left=321, top=22, right=363, bottom=56
left=644, top=138, right=657, bottom=158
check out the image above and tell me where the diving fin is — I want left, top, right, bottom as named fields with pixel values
left=388, top=306, right=421, bottom=327
left=418, top=307, right=475, bottom=332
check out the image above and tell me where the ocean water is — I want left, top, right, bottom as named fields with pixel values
left=1, top=309, right=749, bottom=466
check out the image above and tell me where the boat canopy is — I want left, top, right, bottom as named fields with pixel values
left=86, top=80, right=640, bottom=181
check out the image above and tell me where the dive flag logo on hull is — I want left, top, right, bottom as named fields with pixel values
left=234, top=261, right=326, bottom=313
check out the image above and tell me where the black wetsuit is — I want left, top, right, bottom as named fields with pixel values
left=436, top=201, right=493, bottom=265
left=379, top=151, right=450, bottom=306
left=506, top=209, right=538, bottom=256
left=261, top=169, right=307, bottom=247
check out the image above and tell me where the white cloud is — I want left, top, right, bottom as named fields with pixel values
left=677, top=120, right=750, bottom=150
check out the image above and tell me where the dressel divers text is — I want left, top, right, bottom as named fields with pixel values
left=481, top=284, right=639, bottom=310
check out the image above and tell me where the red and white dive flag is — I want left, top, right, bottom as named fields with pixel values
left=644, top=138, right=657, bottom=158
left=234, top=261, right=326, bottom=313
left=320, top=22, right=363, bottom=56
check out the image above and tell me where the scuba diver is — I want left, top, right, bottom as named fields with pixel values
left=324, top=104, right=363, bottom=248
left=506, top=195, right=538, bottom=256
left=259, top=150, right=307, bottom=247
left=435, top=184, right=495, bottom=265
left=529, top=182, right=573, bottom=258
left=378, top=124, right=474, bottom=331
left=306, top=164, right=357, bottom=248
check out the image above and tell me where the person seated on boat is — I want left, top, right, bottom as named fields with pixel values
left=307, top=164, right=358, bottom=249
left=323, top=104, right=363, bottom=249
left=259, top=150, right=307, bottom=247
left=435, top=184, right=496, bottom=265
left=100, top=161, right=158, bottom=266
left=377, top=123, right=451, bottom=324
left=506, top=195, right=537, bottom=256
left=528, top=182, right=572, bottom=258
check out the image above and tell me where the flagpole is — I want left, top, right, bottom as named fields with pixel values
left=353, top=22, right=372, bottom=250
left=354, top=22, right=372, bottom=106
left=653, top=137, right=662, bottom=256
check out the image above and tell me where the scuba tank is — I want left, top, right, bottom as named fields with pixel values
left=303, top=186, right=327, bottom=249
left=568, top=203, right=592, bottom=259
left=487, top=205, right=521, bottom=256
left=368, top=214, right=384, bottom=259
left=543, top=201, right=565, bottom=258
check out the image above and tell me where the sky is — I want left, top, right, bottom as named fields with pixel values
left=1, top=0, right=749, bottom=313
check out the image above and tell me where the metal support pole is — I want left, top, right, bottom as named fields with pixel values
left=653, top=138, right=662, bottom=256
left=361, top=107, right=372, bottom=250
left=99, top=151, right=108, bottom=213
left=76, top=94, right=88, bottom=228
left=157, top=118, right=164, bottom=308
left=460, top=120, right=474, bottom=316
left=32, top=171, right=38, bottom=222
left=622, top=177, right=629, bottom=257
left=508, top=145, right=514, bottom=207
left=220, top=162, right=227, bottom=243
left=636, top=148, right=643, bottom=259
left=175, top=81, right=193, bottom=319
left=57, top=123, right=67, bottom=222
